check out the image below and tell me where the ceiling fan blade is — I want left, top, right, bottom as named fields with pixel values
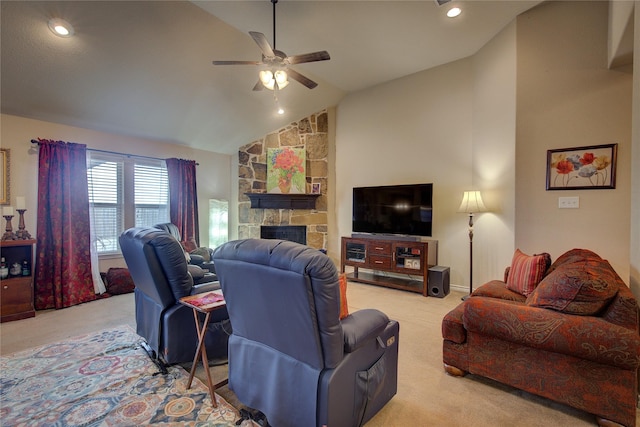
left=287, top=68, right=318, bottom=89
left=212, top=60, right=263, bottom=66
left=249, top=31, right=275, bottom=58
left=252, top=79, right=265, bottom=91
left=286, top=51, right=330, bottom=65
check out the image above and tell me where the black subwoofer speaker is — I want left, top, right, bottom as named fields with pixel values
left=428, top=266, right=450, bottom=298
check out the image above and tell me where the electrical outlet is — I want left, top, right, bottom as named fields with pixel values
left=558, top=196, right=579, bottom=209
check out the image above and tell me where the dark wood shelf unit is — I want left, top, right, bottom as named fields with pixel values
left=1, top=239, right=36, bottom=322
left=344, top=271, right=426, bottom=294
left=341, top=236, right=436, bottom=297
left=245, top=193, right=320, bottom=209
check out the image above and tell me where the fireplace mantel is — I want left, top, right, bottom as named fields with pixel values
left=245, top=193, right=320, bottom=209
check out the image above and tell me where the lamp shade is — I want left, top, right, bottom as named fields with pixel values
left=457, top=191, right=487, bottom=214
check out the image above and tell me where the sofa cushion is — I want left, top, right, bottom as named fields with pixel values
left=601, top=283, right=640, bottom=330
left=472, top=280, right=527, bottom=302
left=545, top=248, right=601, bottom=276
left=527, top=257, right=620, bottom=316
left=505, top=249, right=551, bottom=297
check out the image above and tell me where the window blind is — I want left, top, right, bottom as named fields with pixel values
left=87, top=153, right=169, bottom=254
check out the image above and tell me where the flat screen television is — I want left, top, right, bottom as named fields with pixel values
left=352, top=183, right=433, bottom=237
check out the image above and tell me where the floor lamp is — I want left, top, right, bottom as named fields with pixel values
left=458, top=191, right=487, bottom=301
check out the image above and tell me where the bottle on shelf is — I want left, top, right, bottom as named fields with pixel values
left=22, top=259, right=31, bottom=276
left=0, top=257, right=8, bottom=279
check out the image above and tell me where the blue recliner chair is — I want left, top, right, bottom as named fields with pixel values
left=213, top=239, right=399, bottom=427
left=119, top=227, right=230, bottom=370
left=154, top=222, right=216, bottom=273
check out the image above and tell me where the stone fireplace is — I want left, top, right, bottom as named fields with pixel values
left=260, top=225, right=307, bottom=245
left=238, top=110, right=329, bottom=250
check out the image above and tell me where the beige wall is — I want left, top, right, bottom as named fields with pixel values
left=631, top=1, right=640, bottom=297
left=471, top=20, right=517, bottom=283
left=608, top=0, right=635, bottom=69
left=515, top=1, right=632, bottom=279
left=0, top=113, right=232, bottom=270
left=336, top=58, right=476, bottom=287
left=334, top=1, right=634, bottom=288
left=335, top=24, right=519, bottom=290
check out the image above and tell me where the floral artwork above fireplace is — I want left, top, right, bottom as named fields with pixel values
left=267, top=147, right=306, bottom=194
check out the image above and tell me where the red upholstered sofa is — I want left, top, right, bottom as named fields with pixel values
left=442, top=249, right=640, bottom=427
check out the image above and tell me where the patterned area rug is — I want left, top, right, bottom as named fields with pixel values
left=0, top=325, right=244, bottom=426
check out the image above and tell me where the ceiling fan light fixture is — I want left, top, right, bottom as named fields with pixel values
left=48, top=18, right=74, bottom=37
left=274, top=70, right=288, bottom=86
left=259, top=69, right=289, bottom=90
left=259, top=70, right=274, bottom=85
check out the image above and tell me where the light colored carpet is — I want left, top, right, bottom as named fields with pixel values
left=1, top=283, right=631, bottom=426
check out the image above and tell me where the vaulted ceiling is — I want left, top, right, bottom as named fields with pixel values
left=1, top=1, right=542, bottom=155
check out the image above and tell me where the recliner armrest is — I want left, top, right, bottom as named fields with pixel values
left=189, top=254, right=205, bottom=265
left=342, top=309, right=389, bottom=353
left=191, top=281, right=221, bottom=295
left=187, top=264, right=205, bottom=280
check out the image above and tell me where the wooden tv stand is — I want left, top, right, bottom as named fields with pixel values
left=341, top=236, right=436, bottom=297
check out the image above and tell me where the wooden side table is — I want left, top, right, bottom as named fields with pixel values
left=179, top=290, right=228, bottom=407
left=1, top=239, right=36, bottom=322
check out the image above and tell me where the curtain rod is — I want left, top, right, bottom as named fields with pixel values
left=30, top=139, right=198, bottom=165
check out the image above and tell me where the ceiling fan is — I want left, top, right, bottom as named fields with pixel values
left=212, top=0, right=330, bottom=91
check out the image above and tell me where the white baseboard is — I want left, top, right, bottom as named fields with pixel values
left=450, top=284, right=467, bottom=293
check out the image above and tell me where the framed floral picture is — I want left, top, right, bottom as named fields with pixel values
left=546, top=143, right=617, bottom=190
left=267, top=147, right=306, bottom=194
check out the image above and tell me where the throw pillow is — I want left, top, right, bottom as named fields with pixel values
left=544, top=248, right=602, bottom=277
left=505, top=249, right=551, bottom=297
left=104, top=267, right=135, bottom=295
left=527, top=258, right=620, bottom=316
left=338, top=273, right=349, bottom=320
left=190, top=247, right=211, bottom=262
left=181, top=238, right=198, bottom=253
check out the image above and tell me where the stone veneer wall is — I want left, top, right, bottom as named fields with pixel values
left=238, top=110, right=329, bottom=250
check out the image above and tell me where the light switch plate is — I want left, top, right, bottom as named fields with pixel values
left=558, top=196, right=579, bottom=209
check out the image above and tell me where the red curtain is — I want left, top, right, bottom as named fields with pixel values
left=166, top=158, right=199, bottom=245
left=34, top=139, right=96, bottom=309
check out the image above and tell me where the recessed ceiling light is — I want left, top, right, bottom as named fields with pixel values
left=447, top=7, right=462, bottom=18
left=48, top=19, right=74, bottom=37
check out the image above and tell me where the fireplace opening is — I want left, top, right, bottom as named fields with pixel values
left=261, top=226, right=306, bottom=245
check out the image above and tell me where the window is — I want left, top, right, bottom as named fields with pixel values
left=208, top=199, right=228, bottom=249
left=87, top=152, right=169, bottom=254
